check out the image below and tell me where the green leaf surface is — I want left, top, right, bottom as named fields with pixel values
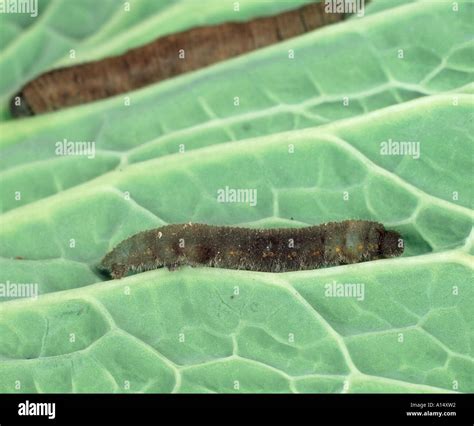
left=1, top=0, right=472, bottom=211
left=0, top=0, right=472, bottom=394
left=0, top=0, right=313, bottom=117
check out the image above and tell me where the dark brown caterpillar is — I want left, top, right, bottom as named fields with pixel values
left=99, top=221, right=404, bottom=279
left=10, top=2, right=345, bottom=117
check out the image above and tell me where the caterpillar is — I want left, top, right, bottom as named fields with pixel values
left=10, top=2, right=345, bottom=117
left=99, top=221, right=404, bottom=279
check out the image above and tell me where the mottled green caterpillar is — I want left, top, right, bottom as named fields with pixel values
left=100, top=221, right=403, bottom=279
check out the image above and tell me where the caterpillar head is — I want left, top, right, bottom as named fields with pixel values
left=99, top=249, right=129, bottom=279
left=98, top=231, right=164, bottom=279
left=98, top=235, right=145, bottom=279
left=379, top=229, right=404, bottom=258
left=10, top=92, right=34, bottom=118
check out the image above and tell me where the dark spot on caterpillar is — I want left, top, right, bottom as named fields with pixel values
left=99, top=221, right=404, bottom=279
left=10, top=2, right=346, bottom=117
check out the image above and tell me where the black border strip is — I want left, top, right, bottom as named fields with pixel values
left=0, top=393, right=471, bottom=425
